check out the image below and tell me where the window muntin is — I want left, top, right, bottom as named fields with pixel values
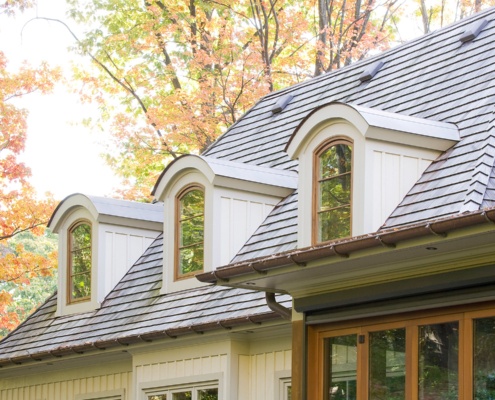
left=315, top=140, right=352, bottom=243
left=309, top=305, right=495, bottom=400
left=68, top=221, right=92, bottom=303
left=176, top=185, right=205, bottom=279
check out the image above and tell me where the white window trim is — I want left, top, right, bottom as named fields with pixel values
left=139, top=373, right=223, bottom=400
left=275, top=371, right=292, bottom=400
left=75, top=389, right=125, bottom=400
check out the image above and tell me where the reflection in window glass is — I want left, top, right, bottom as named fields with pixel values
left=418, top=322, right=459, bottom=400
left=325, top=334, right=357, bottom=400
left=149, top=396, right=167, bottom=400
left=172, top=392, right=191, bottom=400
left=197, top=388, right=218, bottom=400
left=177, top=187, right=204, bottom=277
left=474, top=317, right=495, bottom=399
left=69, top=222, right=91, bottom=301
left=317, top=142, right=352, bottom=242
left=369, top=328, right=406, bottom=400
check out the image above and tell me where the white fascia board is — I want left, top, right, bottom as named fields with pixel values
left=89, top=196, right=164, bottom=224
left=286, top=102, right=460, bottom=159
left=355, top=105, right=460, bottom=150
left=201, top=156, right=298, bottom=191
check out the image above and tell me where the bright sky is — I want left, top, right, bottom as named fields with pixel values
left=0, top=0, right=119, bottom=200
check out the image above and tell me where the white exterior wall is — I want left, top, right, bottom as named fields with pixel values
left=0, top=361, right=132, bottom=400
left=369, top=140, right=436, bottom=230
left=216, top=189, right=278, bottom=266
left=101, top=224, right=158, bottom=302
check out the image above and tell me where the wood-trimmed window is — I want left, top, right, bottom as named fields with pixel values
left=146, top=382, right=218, bottom=400
left=307, top=303, right=495, bottom=400
left=68, top=220, right=92, bottom=303
left=314, top=138, right=353, bottom=244
left=175, top=185, right=205, bottom=280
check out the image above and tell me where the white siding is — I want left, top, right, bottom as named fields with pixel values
left=0, top=362, right=132, bottom=400
left=238, top=349, right=292, bottom=400
left=101, top=225, right=158, bottom=302
left=219, top=196, right=276, bottom=266
left=371, top=149, right=435, bottom=230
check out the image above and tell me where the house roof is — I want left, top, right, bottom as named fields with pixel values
left=48, top=193, right=164, bottom=232
left=202, top=8, right=495, bottom=263
left=3, top=8, right=495, bottom=369
left=0, top=234, right=291, bottom=367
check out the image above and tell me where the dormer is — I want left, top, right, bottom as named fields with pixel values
left=48, top=194, right=163, bottom=316
left=152, top=155, right=297, bottom=293
left=285, top=102, right=460, bottom=247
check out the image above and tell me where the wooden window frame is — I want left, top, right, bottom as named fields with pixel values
left=174, top=184, right=205, bottom=281
left=307, top=301, right=495, bottom=400
left=67, top=219, right=92, bottom=304
left=312, top=137, right=353, bottom=245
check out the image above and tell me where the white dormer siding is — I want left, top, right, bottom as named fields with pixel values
left=152, top=155, right=297, bottom=293
left=48, top=194, right=163, bottom=316
left=285, top=102, right=460, bottom=247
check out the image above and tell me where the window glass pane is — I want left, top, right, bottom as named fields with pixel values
left=179, top=245, right=204, bottom=275
left=369, top=328, right=406, bottom=400
left=198, top=388, right=218, bottom=400
left=172, top=392, right=191, bottom=400
left=148, top=396, right=167, bottom=400
left=180, top=190, right=204, bottom=219
left=325, top=334, right=357, bottom=400
left=70, top=223, right=91, bottom=300
left=418, top=322, right=459, bottom=400
left=474, top=317, right=495, bottom=399
left=178, top=187, right=204, bottom=277
left=318, top=206, right=351, bottom=242
left=320, top=144, right=352, bottom=179
left=319, top=174, right=351, bottom=210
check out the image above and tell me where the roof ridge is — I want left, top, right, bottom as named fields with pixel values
left=460, top=116, right=495, bottom=212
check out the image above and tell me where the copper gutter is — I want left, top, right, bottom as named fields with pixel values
left=196, top=208, right=495, bottom=284
left=0, top=311, right=284, bottom=368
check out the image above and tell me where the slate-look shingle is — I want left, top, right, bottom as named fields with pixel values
left=0, top=235, right=290, bottom=364
left=207, top=9, right=495, bottom=262
left=2, top=8, right=495, bottom=363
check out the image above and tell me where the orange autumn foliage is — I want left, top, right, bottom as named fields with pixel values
left=0, top=50, right=60, bottom=334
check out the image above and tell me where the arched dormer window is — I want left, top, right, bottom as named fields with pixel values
left=314, top=139, right=353, bottom=243
left=68, top=221, right=92, bottom=303
left=176, top=185, right=205, bottom=280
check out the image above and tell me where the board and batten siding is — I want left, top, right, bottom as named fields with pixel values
left=0, top=362, right=132, bottom=400
left=218, top=196, right=276, bottom=266
left=101, top=225, right=158, bottom=302
left=371, top=148, right=434, bottom=230
left=238, top=349, right=292, bottom=400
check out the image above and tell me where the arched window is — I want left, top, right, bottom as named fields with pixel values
left=68, top=221, right=92, bottom=303
left=176, top=185, right=205, bottom=279
left=314, top=139, right=353, bottom=243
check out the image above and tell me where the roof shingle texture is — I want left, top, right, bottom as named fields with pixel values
left=203, top=10, right=495, bottom=263
left=0, top=235, right=290, bottom=364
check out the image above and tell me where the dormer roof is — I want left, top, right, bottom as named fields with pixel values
left=48, top=193, right=163, bottom=232
left=152, top=154, right=297, bottom=200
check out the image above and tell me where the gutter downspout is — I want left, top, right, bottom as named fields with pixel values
left=266, top=292, right=292, bottom=320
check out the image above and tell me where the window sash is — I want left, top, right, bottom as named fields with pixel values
left=68, top=221, right=92, bottom=303
left=308, top=303, right=495, bottom=400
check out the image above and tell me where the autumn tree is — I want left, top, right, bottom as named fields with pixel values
left=0, top=2, right=60, bottom=334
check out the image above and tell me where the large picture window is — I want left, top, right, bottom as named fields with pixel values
left=314, top=139, right=352, bottom=243
left=176, top=185, right=205, bottom=279
left=68, top=221, right=92, bottom=303
left=308, top=304, right=495, bottom=400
